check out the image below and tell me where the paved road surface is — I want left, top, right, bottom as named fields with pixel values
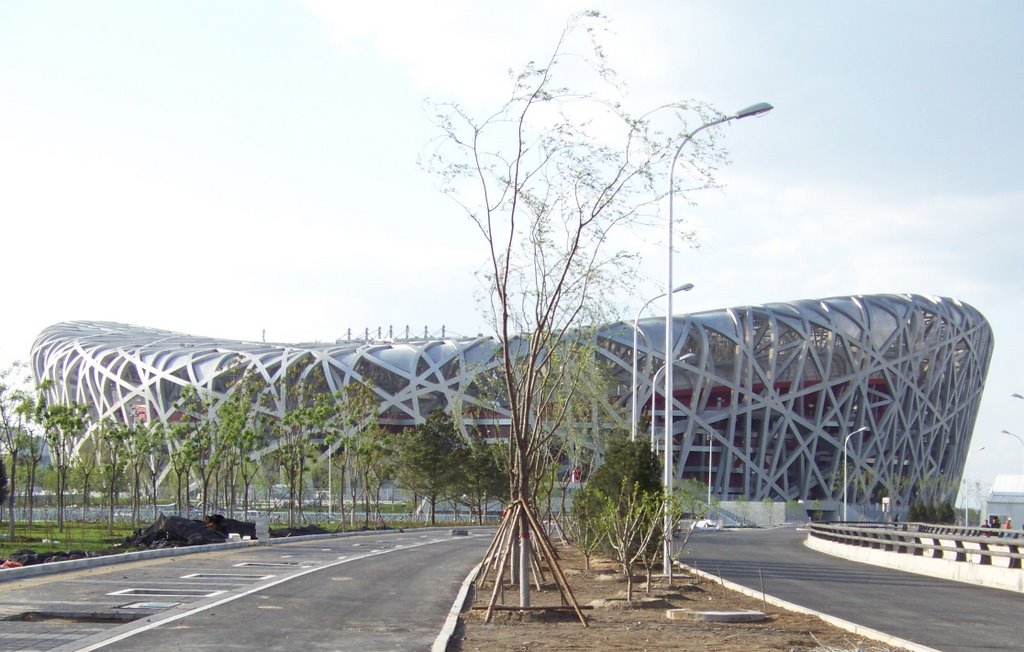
left=684, top=526, right=1023, bottom=652
left=1, top=529, right=490, bottom=652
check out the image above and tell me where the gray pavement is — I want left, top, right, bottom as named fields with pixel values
left=684, top=526, right=1024, bottom=652
left=0, top=529, right=490, bottom=652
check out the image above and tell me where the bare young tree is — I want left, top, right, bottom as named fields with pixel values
left=424, top=11, right=724, bottom=610
left=600, top=485, right=663, bottom=602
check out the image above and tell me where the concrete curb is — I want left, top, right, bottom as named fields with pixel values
left=433, top=561, right=482, bottom=652
left=678, top=562, right=940, bottom=652
left=0, top=524, right=495, bottom=583
left=0, top=539, right=253, bottom=582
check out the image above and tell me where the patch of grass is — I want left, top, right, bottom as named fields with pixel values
left=0, top=521, right=137, bottom=560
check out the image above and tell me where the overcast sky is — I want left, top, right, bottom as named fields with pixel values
left=2, top=1, right=1021, bottom=504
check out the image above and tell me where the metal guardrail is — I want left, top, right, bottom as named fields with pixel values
left=809, top=522, right=1024, bottom=569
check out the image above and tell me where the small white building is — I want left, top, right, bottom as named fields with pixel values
left=985, top=474, right=1024, bottom=528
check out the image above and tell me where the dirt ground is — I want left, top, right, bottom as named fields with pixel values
left=453, top=544, right=904, bottom=652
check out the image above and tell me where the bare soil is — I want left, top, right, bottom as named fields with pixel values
left=452, top=544, right=904, bottom=651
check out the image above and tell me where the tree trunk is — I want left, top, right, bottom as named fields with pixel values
left=340, top=453, right=349, bottom=526
left=108, top=485, right=115, bottom=533
left=131, top=469, right=141, bottom=527
left=624, top=563, right=633, bottom=602
left=519, top=511, right=531, bottom=608
left=150, top=471, right=158, bottom=521
left=6, top=452, right=17, bottom=541
left=27, top=462, right=37, bottom=528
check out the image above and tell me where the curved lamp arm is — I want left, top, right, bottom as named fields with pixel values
left=631, top=283, right=694, bottom=440
left=663, top=102, right=772, bottom=574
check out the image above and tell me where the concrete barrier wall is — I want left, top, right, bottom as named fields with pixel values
left=805, top=533, right=1024, bottom=593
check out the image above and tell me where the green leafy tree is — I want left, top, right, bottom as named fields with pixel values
left=455, top=437, right=508, bottom=524
left=908, top=501, right=956, bottom=524
left=143, top=422, right=170, bottom=519
left=168, top=422, right=199, bottom=517
left=398, top=411, right=466, bottom=525
left=217, top=370, right=272, bottom=517
left=73, top=436, right=100, bottom=519
left=587, top=435, right=661, bottom=502
left=1, top=363, right=33, bottom=540
left=352, top=419, right=395, bottom=528
left=20, top=424, right=45, bottom=529
left=214, top=398, right=242, bottom=516
left=673, top=476, right=711, bottom=537
left=97, top=418, right=130, bottom=532
left=124, top=418, right=162, bottom=526
left=566, top=486, right=605, bottom=570
left=173, top=386, right=221, bottom=516
left=241, top=374, right=275, bottom=516
left=0, top=458, right=7, bottom=509
left=236, top=413, right=271, bottom=516
left=31, top=382, right=90, bottom=530
left=329, top=381, right=381, bottom=528
left=274, top=363, right=334, bottom=526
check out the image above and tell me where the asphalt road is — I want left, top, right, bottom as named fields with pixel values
left=684, top=526, right=1024, bottom=652
left=1, top=529, right=490, bottom=652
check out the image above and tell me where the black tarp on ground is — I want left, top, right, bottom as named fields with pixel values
left=124, top=513, right=227, bottom=548
left=203, top=514, right=257, bottom=539
left=6, top=549, right=100, bottom=566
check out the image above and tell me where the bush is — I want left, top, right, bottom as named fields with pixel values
left=586, top=435, right=660, bottom=503
left=908, top=501, right=956, bottom=524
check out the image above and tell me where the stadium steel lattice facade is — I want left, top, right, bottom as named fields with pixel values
left=31, top=293, right=993, bottom=509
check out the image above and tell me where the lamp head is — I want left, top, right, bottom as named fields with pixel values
left=734, top=102, right=774, bottom=119
left=676, top=283, right=695, bottom=293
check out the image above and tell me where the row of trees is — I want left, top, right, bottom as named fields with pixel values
left=0, top=361, right=511, bottom=540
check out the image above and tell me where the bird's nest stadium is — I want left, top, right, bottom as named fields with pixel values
left=31, top=293, right=992, bottom=512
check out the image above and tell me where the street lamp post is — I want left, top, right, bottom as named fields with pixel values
left=663, top=101, right=773, bottom=576
left=707, top=432, right=713, bottom=509
left=842, top=426, right=870, bottom=522
left=649, top=353, right=696, bottom=449
left=631, top=284, right=694, bottom=441
left=961, top=446, right=985, bottom=526
left=1000, top=430, right=1024, bottom=473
